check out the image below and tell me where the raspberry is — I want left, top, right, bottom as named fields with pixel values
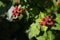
left=12, top=10, right=14, bottom=14
left=45, top=16, right=52, bottom=22
left=42, top=21, right=47, bottom=26
left=15, top=13, right=20, bottom=16
left=12, top=10, right=17, bottom=14
left=40, top=16, right=54, bottom=26
left=45, top=17, right=49, bottom=22
left=49, top=21, right=54, bottom=26
left=58, top=2, right=60, bottom=5
left=49, top=18, right=52, bottom=21
left=15, top=6, right=18, bottom=10
left=12, top=13, right=15, bottom=15
left=41, top=18, right=45, bottom=21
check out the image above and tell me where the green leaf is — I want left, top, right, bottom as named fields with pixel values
left=0, top=1, right=6, bottom=7
left=41, top=26, right=48, bottom=32
left=28, top=23, right=40, bottom=39
left=37, top=36, right=46, bottom=40
left=51, top=14, right=60, bottom=30
left=25, top=10, right=30, bottom=21
left=47, top=31, right=55, bottom=40
left=51, top=24, right=60, bottom=30
left=36, top=32, right=47, bottom=40
left=24, top=0, right=27, bottom=2
left=45, top=9, right=51, bottom=13
left=53, top=0, right=58, bottom=7
left=18, top=14, right=23, bottom=20
left=39, top=12, right=45, bottom=18
left=56, top=14, right=60, bottom=24
left=35, top=18, right=41, bottom=23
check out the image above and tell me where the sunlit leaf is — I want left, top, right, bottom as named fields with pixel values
left=35, top=18, right=41, bottom=23
left=25, top=10, right=29, bottom=21
left=51, top=24, right=60, bottom=30
left=36, top=32, right=47, bottom=40
left=41, top=26, right=48, bottom=32
left=37, top=36, right=46, bottom=40
left=28, top=23, right=40, bottom=39
left=47, top=31, right=55, bottom=40
left=39, top=12, right=45, bottom=18
left=56, top=14, right=60, bottom=24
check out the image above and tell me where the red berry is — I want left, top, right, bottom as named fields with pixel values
left=45, top=18, right=49, bottom=22
left=12, top=13, right=15, bottom=15
left=12, top=10, right=17, bottom=14
left=49, top=21, right=54, bottom=25
left=15, top=13, right=20, bottom=16
left=14, top=6, right=18, bottom=10
left=42, top=21, right=47, bottom=26
left=49, top=18, right=52, bottom=21
left=58, top=2, right=60, bottom=5
left=41, top=18, right=45, bottom=21
left=12, top=10, right=14, bottom=13
left=45, top=16, right=52, bottom=22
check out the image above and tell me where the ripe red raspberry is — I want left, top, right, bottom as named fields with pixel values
left=14, top=6, right=18, bottom=10
left=49, top=21, right=54, bottom=26
left=49, top=18, right=52, bottom=21
left=42, top=21, right=47, bottom=26
left=12, top=10, right=17, bottom=14
left=15, top=13, right=20, bottom=16
left=45, top=17, right=49, bottom=22
left=58, top=2, right=60, bottom=5
left=41, top=18, right=45, bottom=21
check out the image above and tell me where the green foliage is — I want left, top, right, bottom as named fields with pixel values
left=27, top=23, right=40, bottom=39
left=41, top=26, right=48, bottom=32
left=51, top=24, right=60, bottom=30
left=0, top=1, right=6, bottom=7
left=37, top=36, right=46, bottom=40
left=56, top=14, right=60, bottom=24
left=51, top=14, right=60, bottom=30
left=47, top=31, right=55, bottom=40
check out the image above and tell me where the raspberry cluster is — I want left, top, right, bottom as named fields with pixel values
left=12, top=6, right=25, bottom=19
left=39, top=16, right=54, bottom=26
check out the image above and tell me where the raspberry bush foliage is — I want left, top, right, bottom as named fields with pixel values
left=0, top=0, right=60, bottom=40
